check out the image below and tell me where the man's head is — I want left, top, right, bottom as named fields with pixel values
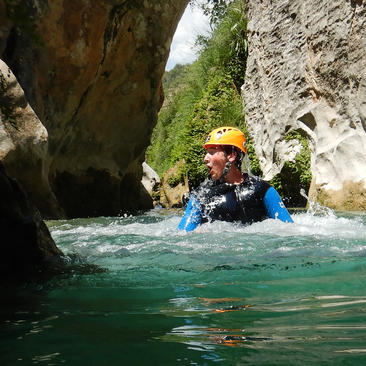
left=203, top=127, right=247, bottom=181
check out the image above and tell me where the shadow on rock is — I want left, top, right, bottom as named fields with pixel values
left=0, top=164, right=106, bottom=286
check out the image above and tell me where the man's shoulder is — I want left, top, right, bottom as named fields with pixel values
left=239, top=174, right=271, bottom=194
left=198, top=178, right=214, bottom=189
left=195, top=179, right=235, bottom=199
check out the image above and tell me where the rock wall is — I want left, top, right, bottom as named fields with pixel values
left=0, top=0, right=188, bottom=218
left=243, top=0, right=366, bottom=210
left=0, top=60, right=63, bottom=217
left=0, top=163, right=63, bottom=280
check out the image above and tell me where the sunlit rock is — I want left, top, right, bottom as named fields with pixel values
left=243, top=0, right=366, bottom=210
left=141, top=161, right=160, bottom=205
left=0, top=59, right=63, bottom=218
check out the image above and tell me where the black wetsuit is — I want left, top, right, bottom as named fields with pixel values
left=178, top=174, right=293, bottom=231
left=195, top=174, right=271, bottom=225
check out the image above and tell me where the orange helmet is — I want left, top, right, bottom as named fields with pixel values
left=203, top=126, right=247, bottom=154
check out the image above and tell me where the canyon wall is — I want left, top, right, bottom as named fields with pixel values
left=243, top=0, right=366, bottom=210
left=0, top=0, right=188, bottom=218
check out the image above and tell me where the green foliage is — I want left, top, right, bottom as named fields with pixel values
left=270, top=130, right=312, bottom=207
left=162, top=64, right=190, bottom=99
left=146, top=64, right=203, bottom=176
left=195, top=0, right=231, bottom=26
left=180, top=71, right=245, bottom=186
left=147, top=0, right=256, bottom=188
left=167, top=167, right=185, bottom=187
left=285, top=131, right=312, bottom=188
left=195, top=0, right=248, bottom=90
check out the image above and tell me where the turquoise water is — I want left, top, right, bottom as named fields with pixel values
left=2, top=209, right=366, bottom=365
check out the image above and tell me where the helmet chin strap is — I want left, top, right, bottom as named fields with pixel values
left=219, top=159, right=232, bottom=183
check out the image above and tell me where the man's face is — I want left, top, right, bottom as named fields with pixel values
left=203, top=146, right=227, bottom=181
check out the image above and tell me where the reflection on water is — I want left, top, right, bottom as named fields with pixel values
left=1, top=209, right=366, bottom=365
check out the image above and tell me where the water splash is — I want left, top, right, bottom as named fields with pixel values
left=300, top=188, right=336, bottom=217
left=49, top=208, right=366, bottom=268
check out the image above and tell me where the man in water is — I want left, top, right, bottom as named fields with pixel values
left=178, top=126, right=293, bottom=231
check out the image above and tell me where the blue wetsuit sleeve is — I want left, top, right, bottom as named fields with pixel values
left=263, top=186, right=294, bottom=223
left=178, top=196, right=202, bottom=231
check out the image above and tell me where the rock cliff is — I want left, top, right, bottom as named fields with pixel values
left=0, top=0, right=188, bottom=218
left=243, top=0, right=366, bottom=210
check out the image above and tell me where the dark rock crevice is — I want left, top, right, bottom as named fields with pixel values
left=0, top=164, right=63, bottom=282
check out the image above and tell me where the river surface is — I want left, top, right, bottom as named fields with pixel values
left=2, top=208, right=366, bottom=365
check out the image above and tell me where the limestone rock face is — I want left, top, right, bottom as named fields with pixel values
left=141, top=161, right=160, bottom=204
left=243, top=0, right=366, bottom=210
left=0, top=0, right=188, bottom=218
left=0, top=59, right=63, bottom=217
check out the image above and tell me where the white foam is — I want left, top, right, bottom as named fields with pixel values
left=49, top=210, right=366, bottom=260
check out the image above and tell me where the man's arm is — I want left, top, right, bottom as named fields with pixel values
left=178, top=196, right=202, bottom=231
left=263, top=187, right=294, bottom=223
